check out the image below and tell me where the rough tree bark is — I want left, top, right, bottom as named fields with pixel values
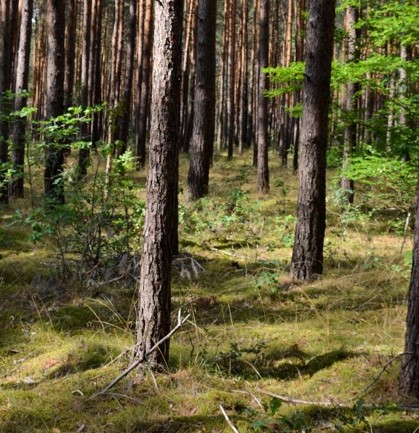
left=114, top=0, right=137, bottom=156
left=44, top=0, right=65, bottom=205
left=135, top=0, right=153, bottom=168
left=187, top=0, right=217, bottom=200
left=290, top=0, right=336, bottom=280
left=135, top=0, right=183, bottom=370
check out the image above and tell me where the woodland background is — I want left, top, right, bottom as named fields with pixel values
left=0, top=0, right=419, bottom=432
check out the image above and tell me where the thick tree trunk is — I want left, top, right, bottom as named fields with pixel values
left=44, top=0, right=65, bottom=205
left=257, top=0, right=269, bottom=194
left=290, top=0, right=336, bottom=280
left=135, top=0, right=183, bottom=370
left=10, top=0, right=33, bottom=199
left=399, top=176, right=419, bottom=400
left=187, top=0, right=217, bottom=200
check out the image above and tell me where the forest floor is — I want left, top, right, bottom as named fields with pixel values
left=0, top=151, right=418, bottom=432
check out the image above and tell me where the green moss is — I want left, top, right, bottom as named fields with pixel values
left=0, top=151, right=416, bottom=432
left=49, top=305, right=97, bottom=331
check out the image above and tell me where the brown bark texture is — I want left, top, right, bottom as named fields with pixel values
left=135, top=0, right=153, bottom=167
left=187, top=0, right=217, bottom=200
left=44, top=0, right=65, bottom=205
left=290, top=0, right=336, bottom=280
left=135, top=0, right=183, bottom=370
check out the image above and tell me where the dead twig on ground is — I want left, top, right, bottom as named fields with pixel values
left=219, top=404, right=240, bottom=433
left=360, top=352, right=408, bottom=396
left=88, top=309, right=190, bottom=399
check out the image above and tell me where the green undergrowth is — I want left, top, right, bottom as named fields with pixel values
left=0, top=151, right=417, bottom=432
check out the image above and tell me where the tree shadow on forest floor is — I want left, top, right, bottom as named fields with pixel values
left=207, top=344, right=361, bottom=381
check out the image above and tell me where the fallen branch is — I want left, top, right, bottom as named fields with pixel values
left=89, top=310, right=190, bottom=399
left=256, top=389, right=341, bottom=408
left=219, top=404, right=240, bottom=433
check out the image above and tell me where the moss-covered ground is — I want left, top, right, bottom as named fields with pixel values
left=0, top=152, right=418, bottom=432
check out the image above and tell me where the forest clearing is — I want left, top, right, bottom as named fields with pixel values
left=1, top=0, right=419, bottom=431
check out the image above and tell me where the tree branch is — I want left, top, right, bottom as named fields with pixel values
left=219, top=404, right=240, bottom=433
left=361, top=352, right=409, bottom=396
left=89, top=309, right=190, bottom=399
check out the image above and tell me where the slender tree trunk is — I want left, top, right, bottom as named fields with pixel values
left=135, top=0, right=153, bottom=168
left=240, top=0, right=249, bottom=150
left=64, top=0, right=76, bottom=110
left=290, top=0, right=336, bottom=280
left=44, top=0, right=66, bottom=205
left=180, top=0, right=196, bottom=152
left=0, top=0, right=17, bottom=203
left=187, top=0, right=217, bottom=200
left=78, top=0, right=92, bottom=177
left=227, top=0, right=237, bottom=160
left=340, top=5, right=358, bottom=204
left=33, top=1, right=47, bottom=122
left=114, top=0, right=137, bottom=155
left=91, top=0, right=103, bottom=147
left=216, top=0, right=228, bottom=151
left=135, top=0, right=183, bottom=370
left=257, top=0, right=269, bottom=194
left=10, top=0, right=33, bottom=199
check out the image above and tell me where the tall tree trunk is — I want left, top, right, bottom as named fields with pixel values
left=114, top=0, right=137, bottom=155
left=240, top=0, right=249, bottom=150
left=257, top=0, right=269, bottom=194
left=78, top=0, right=92, bottom=177
left=135, top=0, right=183, bottom=370
left=399, top=175, right=419, bottom=400
left=290, top=0, right=336, bottom=281
left=187, top=0, right=217, bottom=200
left=33, top=1, right=47, bottom=122
left=64, top=0, right=76, bottom=110
left=180, top=0, right=196, bottom=152
left=0, top=0, right=18, bottom=203
left=227, top=0, right=237, bottom=160
left=340, top=5, right=358, bottom=204
left=44, top=0, right=66, bottom=205
left=135, top=0, right=153, bottom=168
left=216, top=0, right=228, bottom=151
left=10, top=0, right=33, bottom=199
left=91, top=0, right=103, bottom=148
